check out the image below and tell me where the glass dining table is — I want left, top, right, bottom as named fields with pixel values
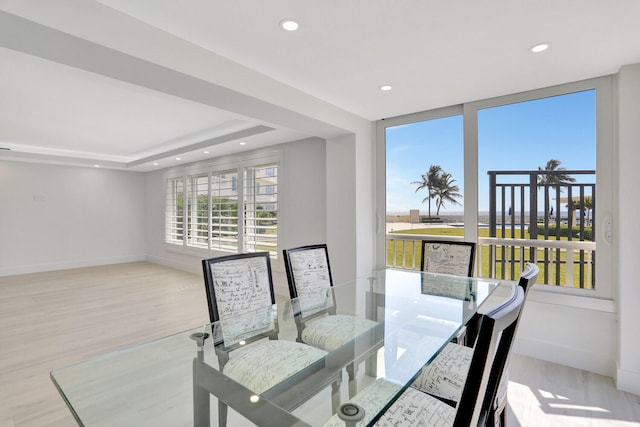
left=50, top=268, right=499, bottom=427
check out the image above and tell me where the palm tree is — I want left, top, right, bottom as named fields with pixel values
left=538, top=159, right=576, bottom=221
left=538, top=159, right=576, bottom=189
left=565, top=196, right=593, bottom=227
left=583, top=196, right=593, bottom=226
left=411, top=165, right=442, bottom=218
left=434, top=172, right=462, bottom=216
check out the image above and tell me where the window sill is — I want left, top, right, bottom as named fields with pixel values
left=165, top=243, right=235, bottom=258
left=497, top=280, right=616, bottom=313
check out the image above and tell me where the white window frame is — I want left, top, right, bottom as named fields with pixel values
left=164, top=152, right=280, bottom=258
left=376, top=76, right=614, bottom=303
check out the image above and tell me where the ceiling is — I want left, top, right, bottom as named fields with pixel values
left=2, top=1, right=640, bottom=171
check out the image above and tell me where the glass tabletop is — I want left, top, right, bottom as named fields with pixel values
left=51, top=268, right=498, bottom=427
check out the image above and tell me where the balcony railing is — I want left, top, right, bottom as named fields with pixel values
left=386, top=169, right=596, bottom=289
left=386, top=234, right=595, bottom=289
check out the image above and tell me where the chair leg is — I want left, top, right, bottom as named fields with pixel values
left=331, top=375, right=342, bottom=413
left=218, top=400, right=228, bottom=427
left=364, top=352, right=377, bottom=377
left=490, top=398, right=507, bottom=427
left=487, top=408, right=496, bottom=427
left=499, top=404, right=507, bottom=427
left=347, top=362, right=357, bottom=398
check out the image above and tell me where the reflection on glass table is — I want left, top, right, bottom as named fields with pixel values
left=50, top=268, right=498, bottom=427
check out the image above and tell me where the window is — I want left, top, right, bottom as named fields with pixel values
left=385, top=113, right=464, bottom=268
left=211, top=170, right=239, bottom=252
left=165, top=160, right=278, bottom=257
left=165, top=177, right=184, bottom=244
left=243, top=164, right=278, bottom=254
left=477, top=91, right=596, bottom=288
left=186, top=174, right=209, bottom=248
left=377, top=77, right=613, bottom=299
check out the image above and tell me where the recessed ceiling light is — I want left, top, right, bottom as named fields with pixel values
left=153, top=162, right=159, bottom=166
left=280, top=19, right=299, bottom=31
left=530, top=43, right=550, bottom=53
left=175, top=157, right=181, bottom=161
left=239, top=142, right=247, bottom=146
left=93, top=164, right=100, bottom=168
left=203, top=150, right=210, bottom=154
left=379, top=84, right=393, bottom=91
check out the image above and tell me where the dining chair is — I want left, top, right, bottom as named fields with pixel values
left=410, top=262, right=540, bottom=426
left=420, top=240, right=477, bottom=345
left=420, top=240, right=476, bottom=277
left=324, top=281, right=526, bottom=427
left=282, top=244, right=378, bottom=397
left=202, top=252, right=330, bottom=427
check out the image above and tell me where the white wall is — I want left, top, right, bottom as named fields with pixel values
left=144, top=138, right=327, bottom=280
left=615, top=63, right=640, bottom=395
left=0, top=161, right=146, bottom=276
left=326, top=134, right=357, bottom=283
left=514, top=292, right=617, bottom=377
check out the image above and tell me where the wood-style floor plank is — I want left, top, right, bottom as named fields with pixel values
left=0, top=262, right=209, bottom=427
left=507, top=354, right=640, bottom=426
left=1, top=262, right=638, bottom=426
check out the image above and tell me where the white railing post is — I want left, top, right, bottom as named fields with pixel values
left=566, top=248, right=575, bottom=288
left=392, top=238, right=396, bottom=267
left=412, top=240, right=417, bottom=269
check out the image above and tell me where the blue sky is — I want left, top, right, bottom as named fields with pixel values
left=386, top=90, right=596, bottom=213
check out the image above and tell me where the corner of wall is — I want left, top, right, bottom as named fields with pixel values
left=616, top=363, right=640, bottom=396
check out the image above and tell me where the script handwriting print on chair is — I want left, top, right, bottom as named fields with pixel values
left=421, top=240, right=477, bottom=345
left=410, top=262, right=540, bottom=426
left=202, top=252, right=327, bottom=427
left=421, top=240, right=476, bottom=277
left=282, top=244, right=378, bottom=397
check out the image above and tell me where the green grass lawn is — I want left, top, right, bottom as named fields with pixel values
left=387, top=227, right=594, bottom=289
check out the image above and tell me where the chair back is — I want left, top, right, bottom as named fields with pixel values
left=452, top=283, right=525, bottom=427
left=282, top=244, right=337, bottom=319
left=478, top=262, right=540, bottom=421
left=202, top=252, right=278, bottom=349
left=420, top=240, right=476, bottom=277
left=282, top=244, right=334, bottom=296
left=518, top=262, right=540, bottom=295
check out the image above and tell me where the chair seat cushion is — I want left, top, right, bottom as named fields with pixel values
left=411, top=342, right=473, bottom=402
left=302, top=315, right=378, bottom=352
left=323, top=378, right=402, bottom=427
left=374, top=386, right=456, bottom=427
left=323, top=379, right=455, bottom=427
left=223, top=339, right=327, bottom=394
left=412, top=342, right=509, bottom=409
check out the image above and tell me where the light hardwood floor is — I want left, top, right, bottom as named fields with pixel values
left=1, top=262, right=638, bottom=426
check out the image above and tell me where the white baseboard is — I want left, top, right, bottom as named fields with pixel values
left=513, top=335, right=615, bottom=378
left=616, top=364, right=640, bottom=396
left=0, top=255, right=146, bottom=277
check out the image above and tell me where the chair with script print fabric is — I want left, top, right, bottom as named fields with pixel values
left=283, top=244, right=378, bottom=397
left=324, top=281, right=527, bottom=427
left=421, top=240, right=477, bottom=345
left=410, top=262, right=540, bottom=426
left=202, top=252, right=330, bottom=427
left=421, top=240, right=477, bottom=277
